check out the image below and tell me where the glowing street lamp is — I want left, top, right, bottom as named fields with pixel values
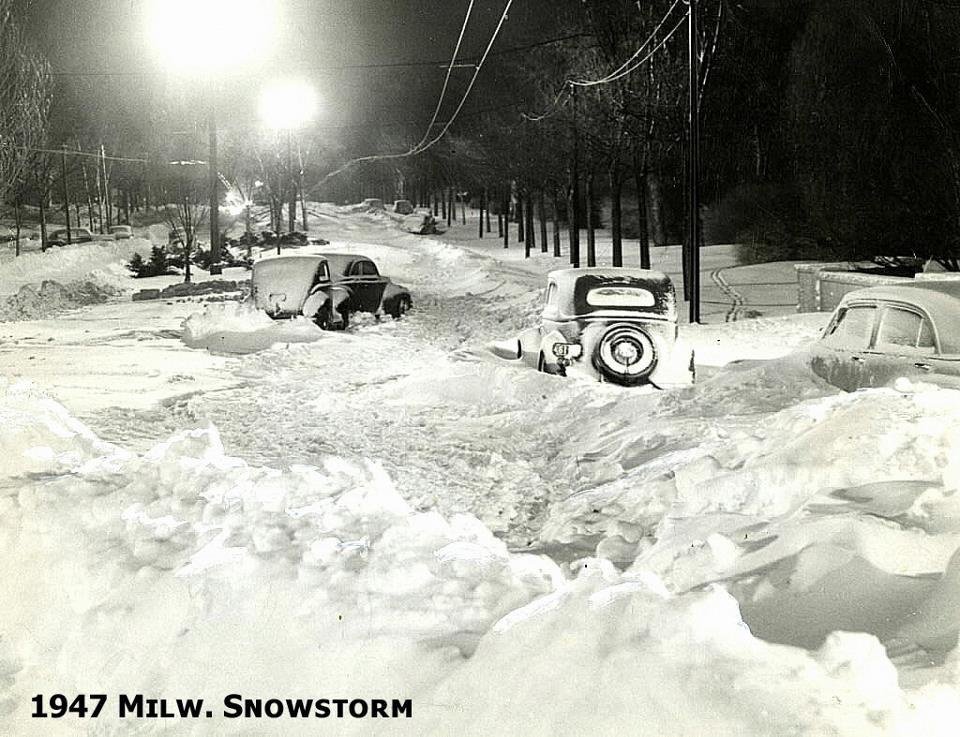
left=146, top=0, right=277, bottom=274
left=259, top=80, right=318, bottom=244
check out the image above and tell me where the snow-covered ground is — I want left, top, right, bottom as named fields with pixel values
left=3, top=205, right=960, bottom=735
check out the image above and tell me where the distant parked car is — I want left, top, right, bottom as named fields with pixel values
left=809, top=282, right=960, bottom=391
left=0, top=225, right=15, bottom=243
left=110, top=224, right=133, bottom=239
left=393, top=199, right=414, bottom=215
left=48, top=227, right=94, bottom=247
left=251, top=253, right=412, bottom=330
left=402, top=212, right=444, bottom=235
left=493, top=268, right=694, bottom=387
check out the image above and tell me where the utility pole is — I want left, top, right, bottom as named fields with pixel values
left=60, top=144, right=72, bottom=245
left=287, top=130, right=296, bottom=234
left=687, top=0, right=702, bottom=323
left=208, top=86, right=222, bottom=275
left=570, top=83, right=581, bottom=268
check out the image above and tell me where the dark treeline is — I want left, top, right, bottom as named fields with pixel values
left=5, top=0, right=960, bottom=269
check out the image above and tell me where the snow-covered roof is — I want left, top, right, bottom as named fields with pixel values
left=547, top=267, right=671, bottom=291
left=841, top=281, right=960, bottom=354
left=546, top=267, right=676, bottom=320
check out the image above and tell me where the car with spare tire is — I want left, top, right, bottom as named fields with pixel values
left=492, top=267, right=694, bottom=387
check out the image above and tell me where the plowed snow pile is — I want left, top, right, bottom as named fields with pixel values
left=0, top=239, right=147, bottom=321
left=4, top=379, right=960, bottom=736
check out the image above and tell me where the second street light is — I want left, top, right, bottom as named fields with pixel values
left=147, top=0, right=277, bottom=275
left=259, top=79, right=318, bottom=248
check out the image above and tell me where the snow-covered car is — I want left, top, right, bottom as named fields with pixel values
left=251, top=254, right=412, bottom=330
left=109, top=224, right=133, bottom=239
left=809, top=281, right=960, bottom=391
left=493, top=268, right=695, bottom=387
left=48, top=227, right=94, bottom=246
left=0, top=225, right=15, bottom=242
left=394, top=199, right=414, bottom=215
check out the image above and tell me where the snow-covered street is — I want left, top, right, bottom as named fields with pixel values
left=4, top=207, right=960, bottom=735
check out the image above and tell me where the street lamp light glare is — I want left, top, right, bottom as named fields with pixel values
left=259, top=80, right=319, bottom=129
left=147, top=0, right=277, bottom=73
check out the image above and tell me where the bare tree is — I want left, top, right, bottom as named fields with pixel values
left=0, top=0, right=51, bottom=204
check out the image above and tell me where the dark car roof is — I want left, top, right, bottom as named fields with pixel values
left=840, top=280, right=960, bottom=354
left=548, top=267, right=677, bottom=320
left=318, top=253, right=372, bottom=276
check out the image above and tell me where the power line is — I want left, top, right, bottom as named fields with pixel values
left=570, top=0, right=681, bottom=87
left=10, top=145, right=147, bottom=164
left=414, top=0, right=477, bottom=153
left=306, top=0, right=516, bottom=191
left=574, top=15, right=685, bottom=87
left=47, top=33, right=587, bottom=79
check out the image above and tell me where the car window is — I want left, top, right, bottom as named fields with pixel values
left=874, top=307, right=936, bottom=354
left=821, top=305, right=876, bottom=349
left=360, top=261, right=379, bottom=276
left=586, top=286, right=655, bottom=308
left=544, top=283, right=558, bottom=307
left=315, top=262, right=330, bottom=283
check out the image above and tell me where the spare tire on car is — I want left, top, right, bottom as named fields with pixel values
left=592, top=324, right=658, bottom=385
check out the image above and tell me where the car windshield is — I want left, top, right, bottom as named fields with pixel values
left=821, top=304, right=876, bottom=349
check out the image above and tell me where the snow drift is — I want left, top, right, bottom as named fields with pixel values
left=4, top=380, right=960, bottom=735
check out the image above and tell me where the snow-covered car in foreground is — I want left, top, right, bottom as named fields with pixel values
left=493, top=268, right=695, bottom=387
left=809, top=281, right=960, bottom=391
left=251, top=254, right=411, bottom=330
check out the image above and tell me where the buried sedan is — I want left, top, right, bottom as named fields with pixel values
left=493, top=268, right=695, bottom=387
left=809, top=281, right=960, bottom=391
left=251, top=254, right=411, bottom=329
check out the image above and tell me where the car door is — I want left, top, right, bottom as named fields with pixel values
left=810, top=302, right=878, bottom=391
left=349, top=260, right=388, bottom=313
left=861, top=303, right=939, bottom=387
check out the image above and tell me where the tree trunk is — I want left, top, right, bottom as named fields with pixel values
left=485, top=190, right=491, bottom=233
left=39, top=198, right=47, bottom=251
left=460, top=187, right=466, bottom=224
left=517, top=192, right=524, bottom=243
left=587, top=175, right=596, bottom=267
left=539, top=190, right=548, bottom=253
left=503, top=189, right=510, bottom=248
left=552, top=192, right=561, bottom=257
left=478, top=190, right=484, bottom=238
left=647, top=173, right=666, bottom=246
left=634, top=153, right=650, bottom=269
left=610, top=166, right=622, bottom=267
left=524, top=192, right=534, bottom=257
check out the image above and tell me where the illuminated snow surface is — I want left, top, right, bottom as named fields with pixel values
left=2, top=205, right=960, bottom=735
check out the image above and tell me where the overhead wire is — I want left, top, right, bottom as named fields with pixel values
left=411, top=0, right=476, bottom=153
left=569, top=0, right=681, bottom=87
left=308, top=0, right=515, bottom=190
left=521, top=1, right=685, bottom=122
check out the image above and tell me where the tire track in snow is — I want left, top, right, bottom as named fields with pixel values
left=711, top=268, right=746, bottom=322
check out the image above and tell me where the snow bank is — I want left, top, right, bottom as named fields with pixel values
left=0, top=239, right=148, bottom=321
left=181, top=301, right=325, bottom=353
left=0, top=239, right=147, bottom=296
left=4, top=383, right=960, bottom=735
left=0, top=382, right=559, bottom=733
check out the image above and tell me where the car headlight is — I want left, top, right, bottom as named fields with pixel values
left=552, top=343, right=583, bottom=359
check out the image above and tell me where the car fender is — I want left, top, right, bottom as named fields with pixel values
left=518, top=326, right=544, bottom=366
left=380, top=282, right=410, bottom=311
left=301, top=287, right=328, bottom=318
left=648, top=335, right=695, bottom=387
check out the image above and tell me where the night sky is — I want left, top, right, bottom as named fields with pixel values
left=17, top=0, right=563, bottom=139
